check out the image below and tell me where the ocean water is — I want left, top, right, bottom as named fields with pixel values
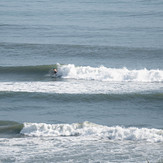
left=0, top=0, right=163, bottom=162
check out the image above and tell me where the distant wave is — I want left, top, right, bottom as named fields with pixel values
left=20, top=121, right=163, bottom=143
left=58, top=64, right=163, bottom=82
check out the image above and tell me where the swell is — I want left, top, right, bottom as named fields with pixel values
left=1, top=41, right=163, bottom=50
left=1, top=42, right=163, bottom=62
left=0, top=91, right=163, bottom=103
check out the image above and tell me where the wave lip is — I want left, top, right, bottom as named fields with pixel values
left=58, top=64, right=163, bottom=82
left=20, top=121, right=163, bottom=143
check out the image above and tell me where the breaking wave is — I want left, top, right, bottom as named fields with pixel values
left=1, top=64, right=163, bottom=82
left=58, top=64, right=163, bottom=82
left=20, top=121, right=163, bottom=143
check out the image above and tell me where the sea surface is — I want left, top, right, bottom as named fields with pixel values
left=0, top=0, right=163, bottom=162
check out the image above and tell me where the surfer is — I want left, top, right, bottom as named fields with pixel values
left=50, top=68, right=60, bottom=78
left=53, top=68, right=58, bottom=74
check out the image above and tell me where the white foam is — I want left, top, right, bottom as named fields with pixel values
left=0, top=80, right=162, bottom=94
left=58, top=64, right=163, bottom=82
left=20, top=121, right=163, bottom=143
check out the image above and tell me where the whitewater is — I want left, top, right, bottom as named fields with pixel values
left=0, top=120, right=163, bottom=162
left=20, top=121, right=163, bottom=143
left=58, top=64, right=163, bottom=82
